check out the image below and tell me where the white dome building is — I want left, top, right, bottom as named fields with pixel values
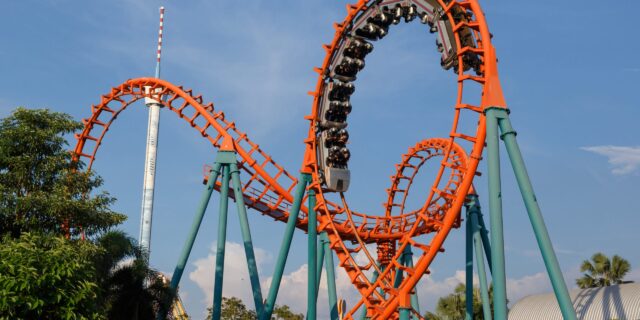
left=509, top=283, right=640, bottom=320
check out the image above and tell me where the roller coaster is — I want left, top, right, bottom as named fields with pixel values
left=72, top=0, right=578, bottom=319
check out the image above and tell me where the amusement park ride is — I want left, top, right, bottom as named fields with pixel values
left=72, top=0, right=578, bottom=319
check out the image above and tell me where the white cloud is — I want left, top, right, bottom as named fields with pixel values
left=582, top=145, right=640, bottom=175
left=188, top=240, right=354, bottom=319
left=188, top=240, right=596, bottom=317
left=188, top=241, right=271, bottom=311
left=506, top=272, right=551, bottom=303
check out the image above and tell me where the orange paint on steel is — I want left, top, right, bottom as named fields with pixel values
left=72, top=78, right=430, bottom=243
left=303, top=0, right=507, bottom=317
left=73, top=78, right=449, bottom=243
left=71, top=0, right=507, bottom=317
left=72, top=78, right=301, bottom=226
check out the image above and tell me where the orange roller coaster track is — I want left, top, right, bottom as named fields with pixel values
left=73, top=0, right=579, bottom=319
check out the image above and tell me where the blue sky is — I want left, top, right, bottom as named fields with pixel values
left=2, top=0, right=639, bottom=318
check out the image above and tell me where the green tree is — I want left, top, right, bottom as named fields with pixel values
left=424, top=283, right=495, bottom=320
left=207, top=298, right=303, bottom=320
left=0, top=232, right=103, bottom=319
left=96, top=231, right=174, bottom=320
left=220, top=297, right=256, bottom=320
left=272, top=304, right=304, bottom=320
left=0, top=107, right=125, bottom=238
left=576, top=252, right=631, bottom=289
left=0, top=108, right=169, bottom=319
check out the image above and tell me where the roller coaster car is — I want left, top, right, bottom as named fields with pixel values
left=325, top=166, right=351, bottom=192
left=314, top=0, right=485, bottom=193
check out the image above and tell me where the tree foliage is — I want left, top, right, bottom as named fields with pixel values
left=0, top=232, right=103, bottom=319
left=0, top=108, right=171, bottom=319
left=97, top=231, right=174, bottom=320
left=0, top=107, right=125, bottom=238
left=206, top=297, right=303, bottom=320
left=219, top=297, right=256, bottom=320
left=272, top=304, right=304, bottom=320
left=576, top=252, right=631, bottom=289
left=424, top=283, right=494, bottom=320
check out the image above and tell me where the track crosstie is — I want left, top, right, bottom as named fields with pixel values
left=73, top=0, right=508, bottom=318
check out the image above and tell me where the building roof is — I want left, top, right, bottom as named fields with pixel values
left=509, top=283, right=640, bottom=320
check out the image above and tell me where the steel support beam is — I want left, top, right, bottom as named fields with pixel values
left=465, top=208, right=474, bottom=320
left=471, top=208, right=493, bottom=320
left=477, top=207, right=493, bottom=273
left=497, top=112, right=577, bottom=320
left=321, top=232, right=339, bottom=320
left=359, top=269, right=380, bottom=320
left=211, top=165, right=230, bottom=320
left=169, top=162, right=222, bottom=292
left=229, top=162, right=264, bottom=317
left=399, top=307, right=411, bottom=320
left=316, top=232, right=325, bottom=298
left=261, top=174, right=310, bottom=320
left=485, top=107, right=508, bottom=319
left=307, top=189, right=318, bottom=320
left=402, top=246, right=420, bottom=317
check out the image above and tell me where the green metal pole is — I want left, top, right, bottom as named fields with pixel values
left=394, top=245, right=405, bottom=289
left=229, top=162, right=264, bottom=317
left=359, top=269, right=379, bottom=320
left=467, top=194, right=493, bottom=273
left=316, top=234, right=325, bottom=297
left=485, top=107, right=508, bottom=319
left=169, top=162, right=222, bottom=292
left=321, top=232, right=339, bottom=320
left=307, top=189, right=318, bottom=320
left=403, top=246, right=420, bottom=317
left=261, top=174, right=309, bottom=320
left=465, top=209, right=474, bottom=320
left=476, top=207, right=493, bottom=273
left=212, top=165, right=230, bottom=320
left=498, top=114, right=577, bottom=320
left=471, top=211, right=493, bottom=320
left=399, top=307, right=411, bottom=320
left=261, top=173, right=311, bottom=320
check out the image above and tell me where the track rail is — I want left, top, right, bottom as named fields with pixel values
left=73, top=78, right=301, bottom=224
left=72, top=78, right=462, bottom=242
left=303, top=0, right=506, bottom=318
left=72, top=0, right=507, bottom=317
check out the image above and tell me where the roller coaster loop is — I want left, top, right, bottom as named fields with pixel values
left=73, top=0, right=577, bottom=319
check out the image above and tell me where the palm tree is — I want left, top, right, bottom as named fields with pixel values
left=576, top=252, right=631, bottom=289
left=95, top=230, right=174, bottom=319
left=436, top=284, right=466, bottom=319
left=424, top=283, right=495, bottom=320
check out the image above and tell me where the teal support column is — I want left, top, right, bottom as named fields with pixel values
left=316, top=236, right=325, bottom=297
left=321, top=232, right=339, bottom=320
left=471, top=210, right=493, bottom=320
left=261, top=174, right=310, bottom=320
left=402, top=246, right=420, bottom=317
left=394, top=245, right=405, bottom=289
left=399, top=307, right=411, bottom=320
left=212, top=165, right=230, bottom=320
left=485, top=107, right=508, bottom=319
left=359, top=269, right=380, bottom=320
left=169, top=162, right=222, bottom=292
left=497, top=114, right=577, bottom=320
left=307, top=189, right=318, bottom=320
left=467, top=195, right=493, bottom=273
left=477, top=208, right=493, bottom=273
left=229, top=162, right=264, bottom=317
left=465, top=209, right=474, bottom=320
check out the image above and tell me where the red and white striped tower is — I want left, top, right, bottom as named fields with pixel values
left=140, top=6, right=165, bottom=256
